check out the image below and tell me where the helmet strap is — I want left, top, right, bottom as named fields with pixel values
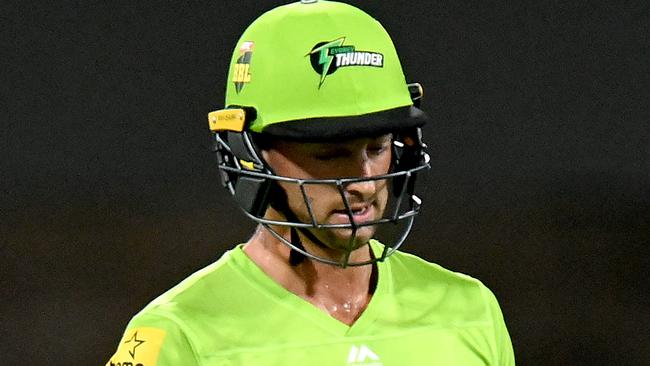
left=289, top=228, right=306, bottom=266
left=268, top=182, right=337, bottom=266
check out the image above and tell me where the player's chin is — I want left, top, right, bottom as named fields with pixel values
left=324, top=225, right=376, bottom=250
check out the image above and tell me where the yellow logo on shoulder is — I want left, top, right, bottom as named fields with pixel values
left=208, top=109, right=246, bottom=132
left=106, top=327, right=166, bottom=366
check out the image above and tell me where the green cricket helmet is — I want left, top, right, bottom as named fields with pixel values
left=208, top=0, right=431, bottom=267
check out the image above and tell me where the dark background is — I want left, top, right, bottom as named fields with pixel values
left=2, top=0, right=648, bottom=364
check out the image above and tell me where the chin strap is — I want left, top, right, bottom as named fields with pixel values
left=269, top=180, right=339, bottom=267
left=288, top=224, right=338, bottom=266
left=289, top=227, right=306, bottom=266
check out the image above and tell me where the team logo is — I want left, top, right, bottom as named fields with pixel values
left=125, top=331, right=146, bottom=359
left=347, top=344, right=382, bottom=366
left=308, top=37, right=384, bottom=88
left=232, top=41, right=254, bottom=93
left=106, top=328, right=166, bottom=366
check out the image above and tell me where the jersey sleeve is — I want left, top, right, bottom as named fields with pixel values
left=105, top=311, right=199, bottom=366
left=481, top=284, right=516, bottom=366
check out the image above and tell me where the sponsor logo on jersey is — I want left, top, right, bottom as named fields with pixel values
left=347, top=344, right=382, bottom=366
left=106, top=327, right=166, bottom=366
left=233, top=41, right=254, bottom=93
left=308, top=37, right=384, bottom=88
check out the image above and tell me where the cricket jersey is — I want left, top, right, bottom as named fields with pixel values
left=106, top=241, right=515, bottom=365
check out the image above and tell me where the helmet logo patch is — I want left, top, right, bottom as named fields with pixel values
left=308, top=37, right=384, bottom=88
left=233, top=41, right=254, bottom=93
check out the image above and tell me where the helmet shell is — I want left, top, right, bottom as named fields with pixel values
left=224, top=0, right=413, bottom=134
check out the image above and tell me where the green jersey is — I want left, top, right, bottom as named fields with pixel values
left=106, top=242, right=514, bottom=365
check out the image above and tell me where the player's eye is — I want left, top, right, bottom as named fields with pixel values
left=367, top=142, right=390, bottom=155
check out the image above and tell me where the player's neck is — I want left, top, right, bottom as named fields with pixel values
left=244, top=225, right=376, bottom=325
left=293, top=257, right=376, bottom=325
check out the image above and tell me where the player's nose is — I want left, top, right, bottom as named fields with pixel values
left=344, top=154, right=378, bottom=199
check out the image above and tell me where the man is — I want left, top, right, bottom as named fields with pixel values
left=106, top=1, right=515, bottom=365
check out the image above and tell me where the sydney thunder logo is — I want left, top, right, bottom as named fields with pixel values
left=308, top=37, right=384, bottom=88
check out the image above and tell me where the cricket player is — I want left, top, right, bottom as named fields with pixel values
left=106, top=1, right=515, bottom=365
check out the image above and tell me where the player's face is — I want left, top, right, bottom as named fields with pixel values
left=263, top=134, right=392, bottom=253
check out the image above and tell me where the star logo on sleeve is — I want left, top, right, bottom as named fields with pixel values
left=106, top=327, right=166, bottom=366
left=124, top=331, right=146, bottom=358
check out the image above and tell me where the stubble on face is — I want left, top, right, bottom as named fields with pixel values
left=300, top=181, right=389, bottom=251
left=264, top=135, right=393, bottom=256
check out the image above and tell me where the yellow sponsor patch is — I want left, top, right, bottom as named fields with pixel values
left=106, top=327, right=166, bottom=366
left=208, top=109, right=246, bottom=132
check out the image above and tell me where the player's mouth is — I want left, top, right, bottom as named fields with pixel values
left=331, top=203, right=375, bottom=224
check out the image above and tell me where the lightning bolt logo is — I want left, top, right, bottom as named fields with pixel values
left=309, top=37, right=345, bottom=88
left=307, top=37, right=383, bottom=88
